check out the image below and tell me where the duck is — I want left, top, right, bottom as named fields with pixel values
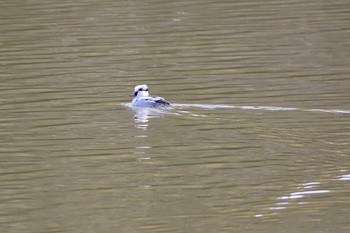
left=130, top=84, right=171, bottom=107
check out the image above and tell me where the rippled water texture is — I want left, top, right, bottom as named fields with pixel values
left=1, top=0, right=350, bottom=232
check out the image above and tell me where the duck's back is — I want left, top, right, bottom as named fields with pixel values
left=132, top=96, right=170, bottom=107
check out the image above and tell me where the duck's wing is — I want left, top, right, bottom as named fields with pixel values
left=133, top=96, right=169, bottom=107
left=152, top=96, right=171, bottom=106
left=134, top=96, right=170, bottom=107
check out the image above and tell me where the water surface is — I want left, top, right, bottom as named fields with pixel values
left=1, top=0, right=350, bottom=232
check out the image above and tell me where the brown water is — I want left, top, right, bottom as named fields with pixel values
left=1, top=0, right=350, bottom=232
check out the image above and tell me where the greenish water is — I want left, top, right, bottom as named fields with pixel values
left=1, top=0, right=350, bottom=232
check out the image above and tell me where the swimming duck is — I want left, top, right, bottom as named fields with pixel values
left=130, top=84, right=170, bottom=107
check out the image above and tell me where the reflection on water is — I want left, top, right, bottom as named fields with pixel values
left=129, top=104, right=171, bottom=124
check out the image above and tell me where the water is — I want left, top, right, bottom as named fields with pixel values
left=1, top=0, right=350, bottom=232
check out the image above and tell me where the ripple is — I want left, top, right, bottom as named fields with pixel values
left=170, top=103, right=350, bottom=115
left=290, top=190, right=330, bottom=196
left=338, top=174, right=350, bottom=181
